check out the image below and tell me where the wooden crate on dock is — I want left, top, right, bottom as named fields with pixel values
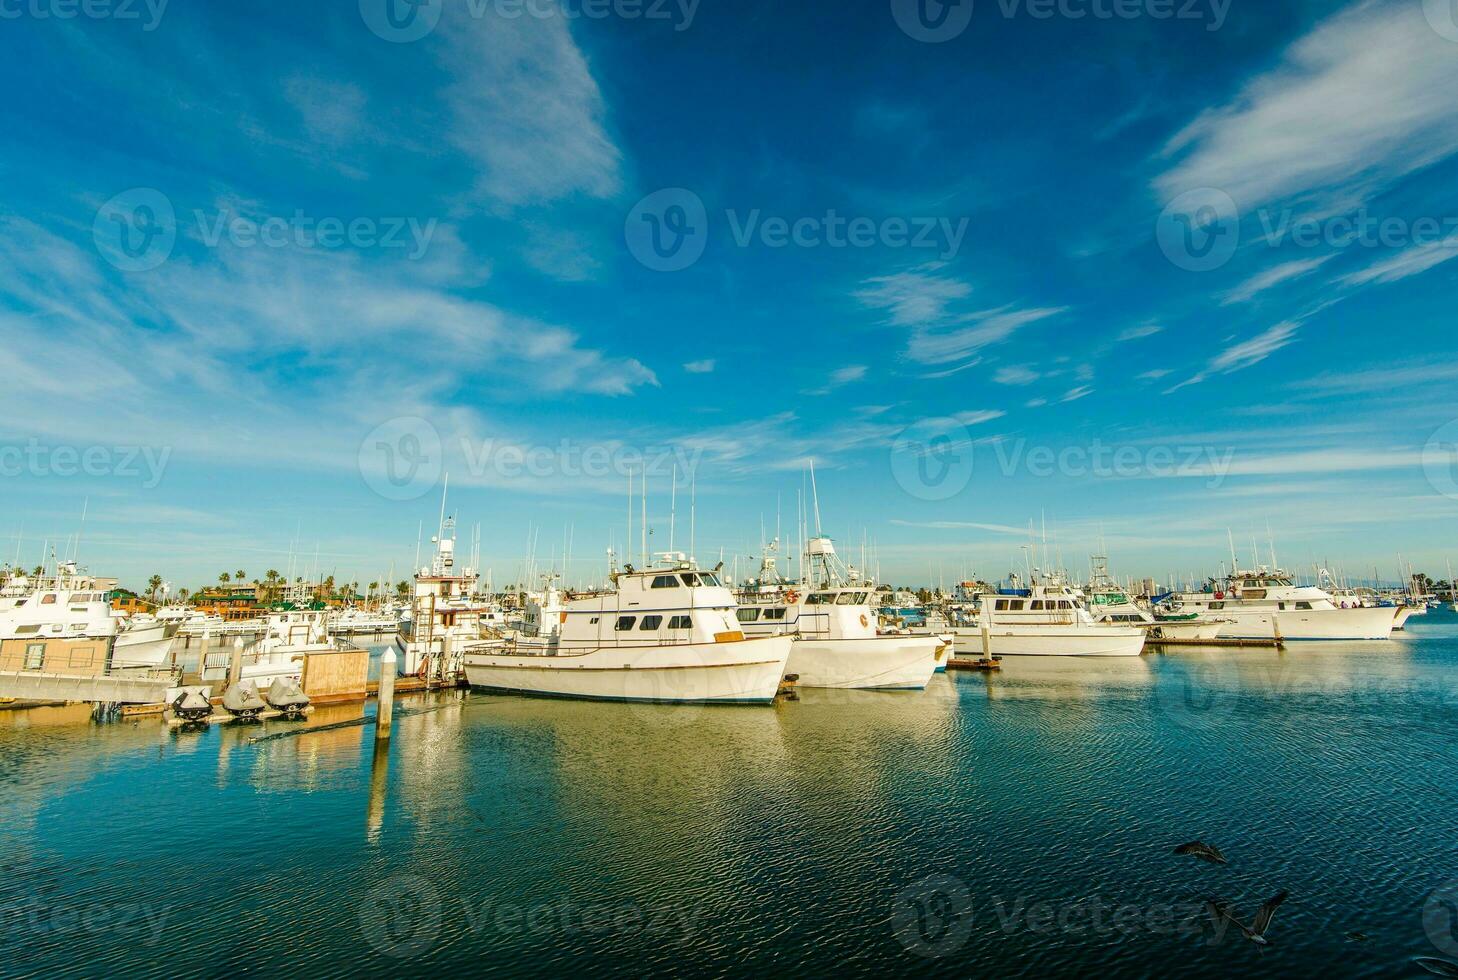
left=301, top=647, right=370, bottom=704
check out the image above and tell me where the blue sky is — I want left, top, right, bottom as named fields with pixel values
left=3, top=0, right=1458, bottom=591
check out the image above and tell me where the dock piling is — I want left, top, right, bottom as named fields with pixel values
left=377, top=649, right=396, bottom=738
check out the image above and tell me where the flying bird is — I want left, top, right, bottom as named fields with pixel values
left=1414, top=958, right=1458, bottom=977
left=1174, top=841, right=1227, bottom=864
left=1206, top=890, right=1288, bottom=946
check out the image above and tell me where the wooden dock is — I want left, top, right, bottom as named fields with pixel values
left=947, top=656, right=1002, bottom=671
left=1144, top=636, right=1282, bottom=648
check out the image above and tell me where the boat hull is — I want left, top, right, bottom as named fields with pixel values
left=1220, top=605, right=1398, bottom=640
left=1151, top=619, right=1227, bottom=641
left=462, top=635, right=792, bottom=703
left=112, top=621, right=179, bottom=668
left=786, top=635, right=943, bottom=690
left=952, top=626, right=1145, bottom=658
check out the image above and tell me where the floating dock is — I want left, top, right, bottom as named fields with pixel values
left=1144, top=636, right=1282, bottom=648
left=947, top=656, right=1002, bottom=671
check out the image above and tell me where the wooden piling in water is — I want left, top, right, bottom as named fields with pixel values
left=377, top=649, right=395, bottom=738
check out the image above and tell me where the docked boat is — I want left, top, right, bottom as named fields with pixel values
left=1157, top=567, right=1399, bottom=640
left=395, top=515, right=499, bottom=682
left=1084, top=556, right=1228, bottom=640
left=952, top=573, right=1145, bottom=657
left=326, top=606, right=401, bottom=635
left=735, top=537, right=944, bottom=689
left=462, top=555, right=792, bottom=703
left=111, top=613, right=180, bottom=668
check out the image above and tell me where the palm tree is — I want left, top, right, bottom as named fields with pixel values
left=219, top=572, right=230, bottom=585
left=147, top=574, right=163, bottom=601
left=396, top=580, right=410, bottom=600
left=178, top=588, right=190, bottom=602
left=235, top=569, right=246, bottom=583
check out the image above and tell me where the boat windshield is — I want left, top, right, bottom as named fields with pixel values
left=834, top=591, right=871, bottom=605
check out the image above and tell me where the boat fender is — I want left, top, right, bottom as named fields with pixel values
left=859, top=614, right=869, bottom=628
left=785, top=590, right=800, bottom=604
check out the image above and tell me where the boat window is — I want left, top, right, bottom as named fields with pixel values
left=41, top=594, right=56, bottom=604
left=14, top=624, right=40, bottom=634
left=640, top=615, right=663, bottom=631
left=763, top=608, right=786, bottom=620
left=69, top=623, right=87, bottom=631
left=1030, top=600, right=1044, bottom=610
left=651, top=575, right=679, bottom=589
left=995, top=599, right=1009, bottom=611
left=1209, top=601, right=1224, bottom=610
left=615, top=616, right=636, bottom=631
left=1296, top=602, right=1312, bottom=610
left=835, top=591, right=870, bottom=605
left=668, top=615, right=692, bottom=629
left=806, top=593, right=834, bottom=605
left=23, top=643, right=44, bottom=670
left=736, top=608, right=761, bottom=622
left=699, top=573, right=721, bottom=587
left=1059, top=601, right=1073, bottom=609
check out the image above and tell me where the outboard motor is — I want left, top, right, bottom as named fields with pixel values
left=170, top=686, right=213, bottom=723
left=222, top=680, right=267, bottom=719
left=264, top=677, right=311, bottom=717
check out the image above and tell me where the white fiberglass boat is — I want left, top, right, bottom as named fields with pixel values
left=952, top=575, right=1145, bottom=657
left=1084, top=557, right=1228, bottom=641
left=462, top=556, right=791, bottom=703
left=735, top=537, right=943, bottom=689
left=112, top=613, right=180, bottom=668
left=1158, top=567, right=1398, bottom=640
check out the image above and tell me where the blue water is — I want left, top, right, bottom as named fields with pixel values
left=3, top=612, right=1457, bottom=977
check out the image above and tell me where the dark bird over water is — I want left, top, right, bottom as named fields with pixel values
left=1414, top=958, right=1458, bottom=977
left=1206, top=890, right=1289, bottom=946
left=1174, top=841, right=1227, bottom=864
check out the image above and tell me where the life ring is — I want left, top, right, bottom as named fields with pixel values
left=785, top=590, right=800, bottom=604
left=859, top=613, right=869, bottom=628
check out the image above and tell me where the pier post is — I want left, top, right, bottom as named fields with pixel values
left=377, top=648, right=396, bottom=739
left=979, top=598, right=993, bottom=661
left=227, top=636, right=244, bottom=690
left=1272, top=614, right=1284, bottom=650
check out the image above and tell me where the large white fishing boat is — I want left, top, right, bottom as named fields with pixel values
left=111, top=613, right=181, bottom=668
left=952, top=572, right=1146, bottom=657
left=1158, top=566, right=1399, bottom=640
left=395, top=513, right=498, bottom=681
left=735, top=537, right=945, bottom=689
left=462, top=555, right=791, bottom=703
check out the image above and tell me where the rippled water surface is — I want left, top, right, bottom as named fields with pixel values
left=3, top=613, right=1458, bottom=977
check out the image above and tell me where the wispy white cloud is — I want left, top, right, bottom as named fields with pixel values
left=889, top=520, right=1029, bottom=536
left=1166, top=321, right=1300, bottom=392
left=441, top=10, right=621, bottom=206
left=683, top=359, right=716, bottom=374
left=993, top=365, right=1040, bottom=385
left=1156, top=2, right=1458, bottom=214
left=1223, top=256, right=1332, bottom=304
left=1117, top=323, right=1163, bottom=342
left=854, top=264, right=971, bottom=327
left=1060, top=385, right=1094, bottom=403
left=952, top=410, right=1006, bottom=426
left=1339, top=242, right=1458, bottom=286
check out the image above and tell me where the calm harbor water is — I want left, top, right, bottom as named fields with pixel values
left=3, top=613, right=1457, bottom=977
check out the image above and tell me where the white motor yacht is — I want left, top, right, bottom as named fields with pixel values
left=952, top=572, right=1145, bottom=657
left=462, top=555, right=791, bottom=703
left=1158, top=566, right=1398, bottom=640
